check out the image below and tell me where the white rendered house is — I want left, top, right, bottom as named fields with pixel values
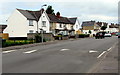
left=4, top=9, right=50, bottom=38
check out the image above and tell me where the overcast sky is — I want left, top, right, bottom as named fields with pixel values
left=0, top=0, right=119, bottom=25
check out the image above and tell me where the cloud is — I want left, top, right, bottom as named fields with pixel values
left=0, top=0, right=119, bottom=24
left=78, top=14, right=118, bottom=24
left=0, top=14, right=9, bottom=24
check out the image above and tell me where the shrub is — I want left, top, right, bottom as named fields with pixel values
left=35, top=34, right=42, bottom=43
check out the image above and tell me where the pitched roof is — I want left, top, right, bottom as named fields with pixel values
left=109, top=24, right=119, bottom=28
left=47, top=14, right=74, bottom=24
left=17, top=8, right=78, bottom=24
left=17, top=9, right=43, bottom=21
left=69, top=17, right=77, bottom=24
left=82, top=21, right=96, bottom=26
left=0, top=25, right=7, bottom=33
left=17, top=9, right=36, bottom=20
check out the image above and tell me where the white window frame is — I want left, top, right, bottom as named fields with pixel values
left=42, top=21, right=46, bottom=27
left=29, top=20, right=33, bottom=26
left=60, top=24, right=62, bottom=28
left=29, top=30, right=34, bottom=33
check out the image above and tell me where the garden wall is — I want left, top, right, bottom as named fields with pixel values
left=27, top=33, right=55, bottom=41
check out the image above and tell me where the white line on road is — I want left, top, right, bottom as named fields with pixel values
left=89, top=50, right=98, bottom=53
left=107, top=47, right=113, bottom=51
left=97, top=51, right=106, bottom=58
left=23, top=50, right=37, bottom=54
left=2, top=50, right=16, bottom=54
left=60, top=49, right=70, bottom=51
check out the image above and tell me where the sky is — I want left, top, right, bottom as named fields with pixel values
left=0, top=0, right=119, bottom=25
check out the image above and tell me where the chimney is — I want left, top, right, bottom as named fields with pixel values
left=56, top=12, right=60, bottom=18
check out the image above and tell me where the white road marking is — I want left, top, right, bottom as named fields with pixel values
left=23, top=50, right=37, bottom=54
left=89, top=50, right=98, bottom=53
left=97, top=51, right=106, bottom=58
left=60, top=49, right=70, bottom=51
left=107, top=47, right=113, bottom=51
left=2, top=50, right=16, bottom=54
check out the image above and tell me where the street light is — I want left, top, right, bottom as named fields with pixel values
left=40, top=4, right=47, bottom=43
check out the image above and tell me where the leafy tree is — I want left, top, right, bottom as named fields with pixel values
left=88, top=30, right=92, bottom=34
left=101, top=26, right=107, bottom=31
left=46, top=6, right=55, bottom=14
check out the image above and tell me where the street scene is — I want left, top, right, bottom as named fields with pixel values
left=0, top=0, right=120, bottom=75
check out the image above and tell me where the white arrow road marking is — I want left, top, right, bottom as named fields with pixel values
left=60, top=49, right=70, bottom=51
left=89, top=50, right=98, bottom=53
left=23, top=50, right=37, bottom=54
left=2, top=50, right=16, bottom=54
left=97, top=51, right=106, bottom=58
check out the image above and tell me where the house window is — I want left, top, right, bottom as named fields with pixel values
left=29, top=30, right=34, bottom=33
left=29, top=20, right=33, bottom=26
left=42, top=21, right=46, bottom=27
left=60, top=24, right=62, bottom=28
left=71, top=26, right=73, bottom=29
left=76, top=25, right=78, bottom=28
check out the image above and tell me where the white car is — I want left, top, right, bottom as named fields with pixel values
left=104, top=33, right=112, bottom=37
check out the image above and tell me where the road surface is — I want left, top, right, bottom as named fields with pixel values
left=2, top=37, right=118, bottom=73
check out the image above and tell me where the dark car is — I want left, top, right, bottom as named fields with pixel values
left=95, top=32, right=105, bottom=39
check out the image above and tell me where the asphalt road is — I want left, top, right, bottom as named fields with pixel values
left=2, top=36, right=118, bottom=73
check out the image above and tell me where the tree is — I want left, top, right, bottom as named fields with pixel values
left=101, top=26, right=107, bottom=31
left=88, top=30, right=92, bottom=34
left=46, top=6, right=55, bottom=14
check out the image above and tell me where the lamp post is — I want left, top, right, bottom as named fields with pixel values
left=40, top=4, right=47, bottom=43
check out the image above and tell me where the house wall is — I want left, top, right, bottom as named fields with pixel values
left=82, top=30, right=96, bottom=34
left=74, top=19, right=80, bottom=30
left=50, top=23, right=56, bottom=30
left=56, top=23, right=64, bottom=30
left=4, top=9, right=29, bottom=37
left=38, top=12, right=50, bottom=33
left=82, top=26, right=94, bottom=30
left=94, top=24, right=100, bottom=30
left=27, top=20, right=37, bottom=33
left=66, top=24, right=72, bottom=30
left=74, top=19, right=80, bottom=34
left=108, top=28, right=119, bottom=33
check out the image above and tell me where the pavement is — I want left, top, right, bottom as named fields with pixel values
left=2, top=36, right=119, bottom=74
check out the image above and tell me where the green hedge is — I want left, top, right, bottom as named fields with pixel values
left=2, top=39, right=35, bottom=47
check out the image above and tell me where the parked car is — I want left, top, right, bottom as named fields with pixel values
left=117, top=32, right=120, bottom=38
left=111, top=32, right=116, bottom=35
left=95, top=32, right=105, bottom=39
left=104, top=33, right=112, bottom=37
left=115, top=32, right=119, bottom=36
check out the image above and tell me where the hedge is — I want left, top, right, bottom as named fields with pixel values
left=2, top=39, right=35, bottom=47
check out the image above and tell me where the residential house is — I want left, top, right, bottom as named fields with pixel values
left=82, top=21, right=100, bottom=34
left=109, top=24, right=119, bottom=33
left=4, top=8, right=50, bottom=39
left=97, top=22, right=119, bottom=33
left=48, top=14, right=75, bottom=36
left=69, top=17, right=81, bottom=34
left=4, top=8, right=81, bottom=39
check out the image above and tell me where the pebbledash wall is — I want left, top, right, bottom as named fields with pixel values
left=27, top=33, right=55, bottom=41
